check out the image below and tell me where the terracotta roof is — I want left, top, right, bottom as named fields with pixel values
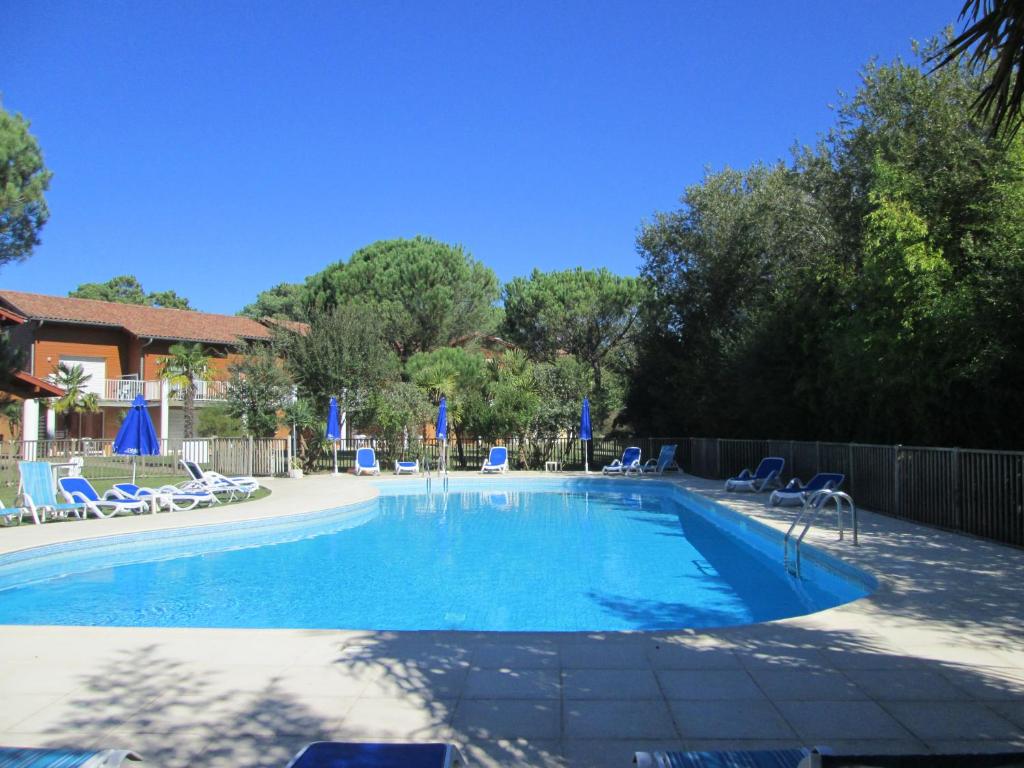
left=4, top=369, right=65, bottom=399
left=0, top=290, right=274, bottom=345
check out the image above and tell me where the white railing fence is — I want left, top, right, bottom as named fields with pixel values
left=102, top=379, right=163, bottom=402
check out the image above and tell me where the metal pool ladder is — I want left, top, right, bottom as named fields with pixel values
left=783, top=490, right=858, bottom=577
left=423, top=458, right=448, bottom=494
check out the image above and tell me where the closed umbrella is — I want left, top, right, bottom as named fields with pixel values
left=436, top=396, right=447, bottom=472
left=580, top=397, right=592, bottom=474
left=113, top=394, right=160, bottom=484
left=326, top=397, right=341, bottom=475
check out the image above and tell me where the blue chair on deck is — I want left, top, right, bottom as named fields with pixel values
left=724, top=457, right=785, bottom=492
left=602, top=446, right=642, bottom=475
left=286, top=742, right=463, bottom=768
left=0, top=746, right=142, bottom=767
left=109, top=482, right=215, bottom=511
left=642, top=444, right=680, bottom=475
left=18, top=461, right=87, bottom=524
left=769, top=472, right=845, bottom=507
left=393, top=459, right=419, bottom=475
left=354, top=447, right=380, bottom=476
left=58, top=477, right=148, bottom=519
left=480, top=446, right=508, bottom=474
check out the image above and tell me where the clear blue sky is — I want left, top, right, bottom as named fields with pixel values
left=3, top=0, right=958, bottom=315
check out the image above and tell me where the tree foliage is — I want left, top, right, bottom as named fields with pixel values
left=70, top=275, right=193, bottom=309
left=239, top=282, right=305, bottom=320
left=49, top=363, right=100, bottom=438
left=628, top=42, right=1024, bottom=448
left=0, top=104, right=51, bottom=267
left=225, top=343, right=293, bottom=437
left=303, top=237, right=500, bottom=360
left=158, top=343, right=211, bottom=439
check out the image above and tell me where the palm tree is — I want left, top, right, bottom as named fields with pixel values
left=159, top=343, right=211, bottom=439
left=49, top=362, right=100, bottom=439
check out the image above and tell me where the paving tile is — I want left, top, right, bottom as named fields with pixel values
left=775, top=700, right=914, bottom=741
left=464, top=669, right=560, bottom=700
left=939, top=666, right=1024, bottom=700
left=463, top=738, right=565, bottom=768
left=844, top=669, right=968, bottom=701
left=734, top=647, right=831, bottom=671
left=657, top=669, right=764, bottom=701
left=926, top=738, right=1024, bottom=753
left=272, top=663, right=382, bottom=698
left=816, top=739, right=929, bottom=755
left=748, top=668, right=866, bottom=701
left=881, top=701, right=1022, bottom=741
left=563, top=739, right=686, bottom=768
left=473, top=643, right=559, bottom=669
left=199, top=733, right=315, bottom=768
left=986, top=701, right=1024, bottom=729
left=818, top=648, right=924, bottom=671
left=562, top=669, right=661, bottom=700
left=336, top=697, right=455, bottom=739
left=564, top=699, right=678, bottom=739
left=560, top=642, right=650, bottom=669
left=647, top=644, right=742, bottom=670
left=675, top=739, right=806, bottom=752
left=452, top=699, right=560, bottom=739
left=102, top=728, right=212, bottom=768
left=669, top=700, right=795, bottom=740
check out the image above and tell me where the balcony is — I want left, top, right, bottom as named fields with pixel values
left=102, top=378, right=162, bottom=403
left=169, top=379, right=228, bottom=402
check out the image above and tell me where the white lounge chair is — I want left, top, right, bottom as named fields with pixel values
left=58, top=477, right=148, bottom=519
left=355, top=447, right=380, bottom=476
left=641, top=444, right=680, bottom=475
left=480, top=446, right=508, bottom=474
left=394, top=459, right=419, bottom=475
left=725, top=457, right=785, bottom=492
left=180, top=459, right=258, bottom=500
left=0, top=494, right=25, bottom=526
left=109, top=482, right=216, bottom=512
left=602, top=446, right=642, bottom=475
left=18, top=461, right=87, bottom=524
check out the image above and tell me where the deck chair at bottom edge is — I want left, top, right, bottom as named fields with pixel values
left=0, top=747, right=142, bottom=767
left=634, top=747, right=1024, bottom=768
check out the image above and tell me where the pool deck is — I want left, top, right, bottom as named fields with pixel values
left=0, top=472, right=1022, bottom=767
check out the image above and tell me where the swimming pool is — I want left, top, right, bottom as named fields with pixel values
left=0, top=479, right=873, bottom=631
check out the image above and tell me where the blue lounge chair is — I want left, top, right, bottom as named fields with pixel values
left=642, top=444, right=680, bottom=475
left=109, top=482, right=215, bottom=511
left=0, top=495, right=25, bottom=526
left=286, top=742, right=463, bottom=768
left=58, top=477, right=148, bottom=519
left=480, top=446, right=508, bottom=473
left=354, top=447, right=380, bottom=476
left=769, top=472, right=845, bottom=506
left=724, top=457, right=785, bottom=492
left=18, top=461, right=87, bottom=524
left=0, top=747, right=142, bottom=767
left=635, top=747, right=810, bottom=768
left=394, top=459, right=419, bottom=475
left=180, top=459, right=257, bottom=499
left=602, top=446, right=642, bottom=475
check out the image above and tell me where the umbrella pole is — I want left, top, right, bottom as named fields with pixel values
left=132, top=456, right=137, bottom=484
left=333, top=441, right=338, bottom=475
left=583, top=439, right=589, bottom=474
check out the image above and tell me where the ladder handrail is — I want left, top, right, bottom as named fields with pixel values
left=783, top=489, right=859, bottom=577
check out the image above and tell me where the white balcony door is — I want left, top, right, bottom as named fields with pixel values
left=58, top=355, right=106, bottom=396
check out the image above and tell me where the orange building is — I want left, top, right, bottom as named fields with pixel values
left=0, top=290, right=290, bottom=443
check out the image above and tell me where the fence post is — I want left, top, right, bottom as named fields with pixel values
left=715, top=439, right=722, bottom=479
left=893, top=444, right=902, bottom=517
left=248, top=436, right=254, bottom=476
left=952, top=447, right=961, bottom=529
left=848, top=443, right=855, bottom=497
left=815, top=441, right=821, bottom=474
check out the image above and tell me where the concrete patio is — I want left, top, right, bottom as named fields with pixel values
left=0, top=472, right=1022, bottom=767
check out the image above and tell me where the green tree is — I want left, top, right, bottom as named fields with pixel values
left=279, top=303, right=400, bottom=428
left=282, top=397, right=323, bottom=472
left=303, top=237, right=500, bottom=360
left=49, top=363, right=100, bottom=439
left=158, top=343, right=211, bottom=439
left=0, top=104, right=52, bottom=267
left=502, top=267, right=643, bottom=425
left=239, top=282, right=306, bottom=320
left=367, top=382, right=433, bottom=463
left=225, top=344, right=293, bottom=437
left=70, top=275, right=193, bottom=309
left=197, top=404, right=244, bottom=437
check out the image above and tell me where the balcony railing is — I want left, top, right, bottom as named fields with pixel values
left=102, top=379, right=162, bottom=402
left=170, top=380, right=228, bottom=402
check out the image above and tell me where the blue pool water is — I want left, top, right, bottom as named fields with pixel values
left=0, top=481, right=872, bottom=631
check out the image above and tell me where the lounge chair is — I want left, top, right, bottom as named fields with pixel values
left=480, top=446, right=508, bottom=474
left=0, top=747, right=143, bottom=767
left=0, top=494, right=25, bottom=526
left=724, top=457, right=785, bottom=492
left=602, top=446, right=642, bottom=475
left=355, top=447, right=380, bottom=476
left=769, top=472, right=845, bottom=506
left=58, top=477, right=148, bottom=519
left=18, top=461, right=87, bottom=524
left=180, top=459, right=258, bottom=500
left=286, top=742, right=464, bottom=768
left=636, top=747, right=810, bottom=768
left=109, top=482, right=216, bottom=512
left=641, top=444, right=680, bottom=475
left=394, top=459, right=419, bottom=475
